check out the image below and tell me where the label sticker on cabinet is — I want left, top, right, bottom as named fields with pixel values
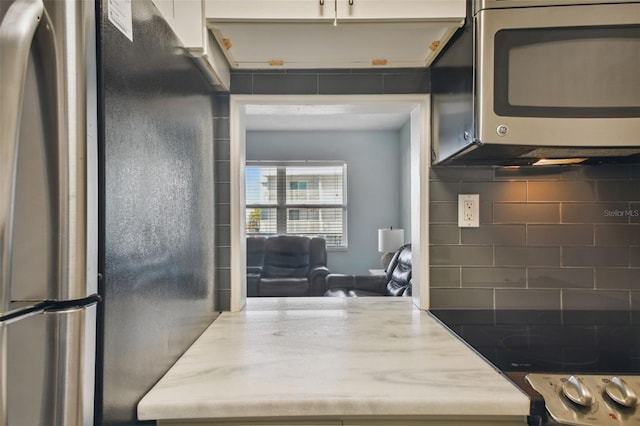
left=108, top=0, right=133, bottom=42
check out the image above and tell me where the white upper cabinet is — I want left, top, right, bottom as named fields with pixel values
left=153, top=0, right=206, bottom=50
left=152, top=0, right=230, bottom=90
left=204, top=0, right=466, bottom=69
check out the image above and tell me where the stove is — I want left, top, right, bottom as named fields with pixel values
left=430, top=310, right=640, bottom=426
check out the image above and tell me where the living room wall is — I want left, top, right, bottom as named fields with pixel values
left=246, top=129, right=405, bottom=274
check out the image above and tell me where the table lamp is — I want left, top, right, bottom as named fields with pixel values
left=378, top=227, right=404, bottom=270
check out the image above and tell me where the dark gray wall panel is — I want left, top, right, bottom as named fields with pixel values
left=99, top=1, right=217, bottom=424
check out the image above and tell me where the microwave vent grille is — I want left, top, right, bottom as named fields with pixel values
left=523, top=147, right=640, bottom=158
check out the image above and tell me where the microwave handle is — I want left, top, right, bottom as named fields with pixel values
left=0, top=0, right=44, bottom=315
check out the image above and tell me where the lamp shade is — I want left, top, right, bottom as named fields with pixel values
left=378, top=228, right=404, bottom=253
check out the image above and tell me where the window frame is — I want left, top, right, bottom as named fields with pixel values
left=245, top=160, right=348, bottom=250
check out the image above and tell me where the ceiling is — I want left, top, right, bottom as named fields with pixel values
left=244, top=103, right=414, bottom=131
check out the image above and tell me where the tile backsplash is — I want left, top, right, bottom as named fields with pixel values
left=213, top=68, right=430, bottom=311
left=214, top=69, right=640, bottom=312
left=429, top=164, right=640, bottom=311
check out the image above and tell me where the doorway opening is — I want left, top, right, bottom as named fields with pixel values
left=229, top=95, right=430, bottom=311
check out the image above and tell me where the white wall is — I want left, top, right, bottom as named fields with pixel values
left=399, top=119, right=412, bottom=237
left=246, top=130, right=402, bottom=274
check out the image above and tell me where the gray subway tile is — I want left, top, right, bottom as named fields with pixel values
left=215, top=138, right=230, bottom=161
left=230, top=73, right=253, bottom=94
left=527, top=224, right=593, bottom=246
left=479, top=202, right=493, bottom=225
left=215, top=160, right=230, bottom=182
left=528, top=181, right=594, bottom=202
left=630, top=164, right=640, bottom=179
left=429, top=180, right=461, bottom=201
left=563, top=247, right=628, bottom=267
left=430, top=288, right=494, bottom=309
left=215, top=182, right=230, bottom=203
left=528, top=267, right=594, bottom=289
left=430, top=267, right=461, bottom=288
left=216, top=225, right=231, bottom=246
left=430, top=166, right=494, bottom=182
left=461, top=181, right=527, bottom=202
left=429, top=224, right=459, bottom=244
left=430, top=245, right=494, bottom=266
left=462, top=267, right=526, bottom=288
left=562, top=202, right=630, bottom=224
left=216, top=289, right=231, bottom=311
left=595, top=224, right=640, bottom=246
left=562, top=289, right=630, bottom=310
left=632, top=203, right=640, bottom=223
left=212, top=94, right=230, bottom=118
left=595, top=268, right=640, bottom=289
left=494, top=203, right=560, bottom=224
left=562, top=164, right=629, bottom=181
left=632, top=247, right=640, bottom=267
left=318, top=73, right=383, bottom=94
left=461, top=225, right=526, bottom=245
left=429, top=202, right=458, bottom=224
left=495, top=289, right=561, bottom=310
left=216, top=246, right=231, bottom=269
left=597, top=181, right=640, bottom=202
left=214, top=117, right=230, bottom=140
left=495, top=166, right=562, bottom=181
left=216, top=268, right=231, bottom=290
left=253, top=73, right=318, bottom=94
left=495, top=246, right=560, bottom=267
left=383, top=70, right=430, bottom=93
left=632, top=290, right=640, bottom=310
left=216, top=203, right=231, bottom=226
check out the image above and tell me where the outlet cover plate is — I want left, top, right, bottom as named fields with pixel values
left=458, top=194, right=479, bottom=228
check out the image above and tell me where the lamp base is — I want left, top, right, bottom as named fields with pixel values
left=380, top=252, right=394, bottom=270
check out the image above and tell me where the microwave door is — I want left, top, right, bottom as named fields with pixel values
left=475, top=3, right=640, bottom=148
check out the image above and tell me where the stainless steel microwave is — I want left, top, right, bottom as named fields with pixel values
left=431, top=0, right=640, bottom=165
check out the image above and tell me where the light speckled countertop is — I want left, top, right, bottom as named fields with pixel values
left=137, top=297, right=530, bottom=422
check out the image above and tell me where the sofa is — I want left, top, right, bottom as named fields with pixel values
left=246, top=235, right=331, bottom=297
left=324, top=244, right=412, bottom=297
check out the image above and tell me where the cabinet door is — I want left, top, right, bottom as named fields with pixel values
left=205, top=0, right=333, bottom=21
left=205, top=0, right=465, bottom=21
left=337, top=0, right=465, bottom=21
left=208, top=20, right=461, bottom=68
left=205, top=0, right=465, bottom=69
left=153, top=0, right=206, bottom=50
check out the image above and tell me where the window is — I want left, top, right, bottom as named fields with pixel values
left=289, top=181, right=307, bottom=191
left=246, top=161, right=347, bottom=248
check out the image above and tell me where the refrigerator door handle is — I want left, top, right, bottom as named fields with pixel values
left=0, top=0, right=45, bottom=315
left=0, top=3, right=44, bottom=424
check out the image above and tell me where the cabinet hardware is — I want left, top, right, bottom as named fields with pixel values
left=319, top=0, right=324, bottom=5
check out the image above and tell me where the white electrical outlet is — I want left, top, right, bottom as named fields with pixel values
left=458, top=194, right=479, bottom=228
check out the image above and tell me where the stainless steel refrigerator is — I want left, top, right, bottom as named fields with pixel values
left=1, top=0, right=99, bottom=424
left=0, top=0, right=218, bottom=425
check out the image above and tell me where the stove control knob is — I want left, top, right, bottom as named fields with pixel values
left=605, top=377, right=638, bottom=408
left=562, top=375, right=593, bottom=407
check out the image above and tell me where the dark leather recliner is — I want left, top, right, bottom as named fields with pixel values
left=248, top=235, right=330, bottom=297
left=246, top=236, right=266, bottom=297
left=324, top=244, right=412, bottom=297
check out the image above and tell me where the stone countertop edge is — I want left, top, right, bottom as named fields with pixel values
left=137, top=297, right=531, bottom=422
